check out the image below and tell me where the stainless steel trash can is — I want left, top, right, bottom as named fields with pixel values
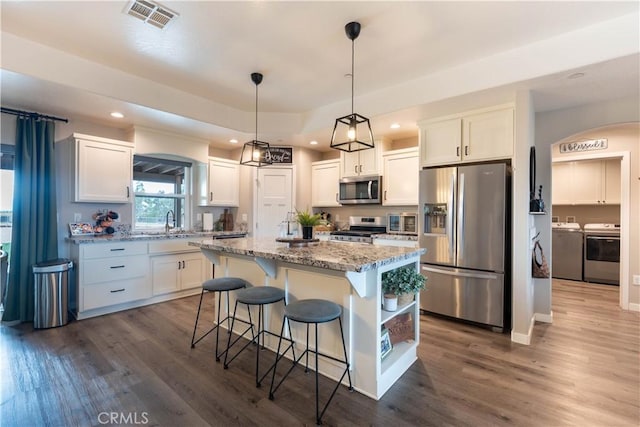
left=33, top=258, right=73, bottom=329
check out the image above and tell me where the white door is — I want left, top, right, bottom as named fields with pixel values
left=255, top=168, right=293, bottom=238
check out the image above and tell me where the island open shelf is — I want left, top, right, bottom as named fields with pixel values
left=190, top=237, right=424, bottom=400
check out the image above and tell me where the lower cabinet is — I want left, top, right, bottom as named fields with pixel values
left=73, top=239, right=212, bottom=319
left=151, top=252, right=209, bottom=296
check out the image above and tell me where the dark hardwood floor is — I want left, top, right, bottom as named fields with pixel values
left=2, top=279, right=639, bottom=426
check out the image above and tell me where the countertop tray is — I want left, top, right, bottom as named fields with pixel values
left=275, top=237, right=320, bottom=247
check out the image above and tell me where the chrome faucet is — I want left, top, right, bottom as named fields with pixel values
left=165, top=210, right=176, bottom=233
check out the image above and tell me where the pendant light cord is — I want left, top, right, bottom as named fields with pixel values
left=255, top=83, right=259, bottom=141
left=351, top=38, right=355, bottom=115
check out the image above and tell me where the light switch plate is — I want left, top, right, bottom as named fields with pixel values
left=633, top=275, right=640, bottom=285
left=74, top=213, right=82, bottom=222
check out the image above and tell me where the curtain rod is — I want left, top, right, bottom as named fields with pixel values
left=1, top=106, right=68, bottom=123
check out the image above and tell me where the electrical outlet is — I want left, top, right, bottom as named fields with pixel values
left=74, top=213, right=82, bottom=222
left=196, top=213, right=202, bottom=221
left=633, top=275, right=640, bottom=286
left=241, top=213, right=248, bottom=222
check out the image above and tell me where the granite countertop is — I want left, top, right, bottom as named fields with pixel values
left=190, top=237, right=425, bottom=273
left=68, top=231, right=247, bottom=244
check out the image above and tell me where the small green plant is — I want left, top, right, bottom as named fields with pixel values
left=382, top=265, right=426, bottom=296
left=295, top=209, right=322, bottom=227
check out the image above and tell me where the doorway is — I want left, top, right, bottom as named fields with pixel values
left=552, top=139, right=635, bottom=310
left=253, top=167, right=294, bottom=238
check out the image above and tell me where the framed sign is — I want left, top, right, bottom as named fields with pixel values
left=263, top=146, right=293, bottom=164
left=559, top=138, right=608, bottom=154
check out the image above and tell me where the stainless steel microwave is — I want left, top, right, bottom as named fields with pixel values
left=338, top=175, right=382, bottom=204
left=387, top=212, right=418, bottom=234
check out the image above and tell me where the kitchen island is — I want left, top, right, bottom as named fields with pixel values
left=190, top=237, right=425, bottom=400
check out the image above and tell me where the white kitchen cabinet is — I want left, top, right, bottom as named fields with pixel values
left=382, top=147, right=419, bottom=206
left=72, top=238, right=213, bottom=320
left=340, top=138, right=388, bottom=178
left=551, top=161, right=574, bottom=205
left=57, top=133, right=133, bottom=203
left=151, top=252, right=208, bottom=296
left=74, top=241, right=150, bottom=316
left=603, top=158, right=621, bottom=204
left=204, top=157, right=239, bottom=206
left=419, top=106, right=513, bottom=167
left=552, top=159, right=621, bottom=205
left=311, top=159, right=340, bottom=207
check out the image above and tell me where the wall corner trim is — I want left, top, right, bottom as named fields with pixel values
left=511, top=316, right=535, bottom=345
left=628, top=303, right=640, bottom=313
left=534, top=311, right=553, bottom=323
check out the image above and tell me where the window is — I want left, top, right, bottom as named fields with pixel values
left=133, top=155, right=191, bottom=231
left=0, top=144, right=14, bottom=257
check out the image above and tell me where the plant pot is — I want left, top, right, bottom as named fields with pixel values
left=398, top=293, right=414, bottom=306
left=301, top=226, right=313, bottom=240
left=383, top=294, right=398, bottom=312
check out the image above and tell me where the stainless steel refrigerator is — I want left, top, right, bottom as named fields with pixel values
left=419, top=162, right=511, bottom=331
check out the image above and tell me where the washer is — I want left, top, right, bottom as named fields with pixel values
left=552, top=222, right=583, bottom=281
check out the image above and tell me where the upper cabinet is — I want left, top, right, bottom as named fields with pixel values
left=552, top=158, right=621, bottom=205
left=419, top=105, right=514, bottom=167
left=382, top=148, right=419, bottom=206
left=204, top=157, right=239, bottom=207
left=311, top=159, right=340, bottom=207
left=57, top=133, right=133, bottom=203
left=340, top=138, right=389, bottom=178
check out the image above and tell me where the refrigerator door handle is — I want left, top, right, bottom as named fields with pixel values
left=456, top=172, right=465, bottom=265
left=448, top=173, right=455, bottom=261
left=421, top=265, right=498, bottom=281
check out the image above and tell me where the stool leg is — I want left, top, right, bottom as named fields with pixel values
left=214, top=290, right=223, bottom=361
left=305, top=323, right=310, bottom=373
left=315, top=323, right=320, bottom=424
left=338, top=317, right=353, bottom=390
left=255, top=304, right=263, bottom=387
left=268, top=317, right=288, bottom=400
left=223, top=300, right=240, bottom=369
left=190, top=288, right=206, bottom=348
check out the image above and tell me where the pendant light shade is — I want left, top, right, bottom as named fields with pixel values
left=330, top=21, right=374, bottom=153
left=240, top=72, right=273, bottom=167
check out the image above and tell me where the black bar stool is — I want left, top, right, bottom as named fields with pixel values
left=190, top=277, right=252, bottom=361
left=269, top=299, right=353, bottom=425
left=223, top=286, right=295, bottom=388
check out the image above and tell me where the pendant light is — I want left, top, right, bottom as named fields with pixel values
left=240, top=72, right=273, bottom=167
left=330, top=21, right=374, bottom=152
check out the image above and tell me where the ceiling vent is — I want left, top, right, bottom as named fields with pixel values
left=124, top=0, right=178, bottom=29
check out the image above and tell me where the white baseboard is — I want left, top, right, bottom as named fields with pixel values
left=534, top=311, right=553, bottom=323
left=628, top=303, right=640, bottom=312
left=511, top=316, right=535, bottom=345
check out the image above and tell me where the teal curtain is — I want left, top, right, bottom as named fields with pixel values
left=3, top=117, right=58, bottom=323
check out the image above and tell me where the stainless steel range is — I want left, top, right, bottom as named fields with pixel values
left=330, top=216, right=386, bottom=244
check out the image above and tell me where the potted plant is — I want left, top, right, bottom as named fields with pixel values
left=295, top=209, right=322, bottom=239
left=382, top=265, right=426, bottom=306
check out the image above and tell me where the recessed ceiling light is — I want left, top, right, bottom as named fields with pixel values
left=310, top=140, right=318, bottom=145
left=110, top=112, right=124, bottom=118
left=229, top=139, right=238, bottom=144
left=390, top=123, right=400, bottom=129
left=567, top=72, right=585, bottom=79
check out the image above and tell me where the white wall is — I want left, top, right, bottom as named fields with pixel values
left=535, top=96, right=640, bottom=314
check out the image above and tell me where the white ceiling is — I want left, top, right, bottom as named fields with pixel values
left=1, top=1, right=638, bottom=151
